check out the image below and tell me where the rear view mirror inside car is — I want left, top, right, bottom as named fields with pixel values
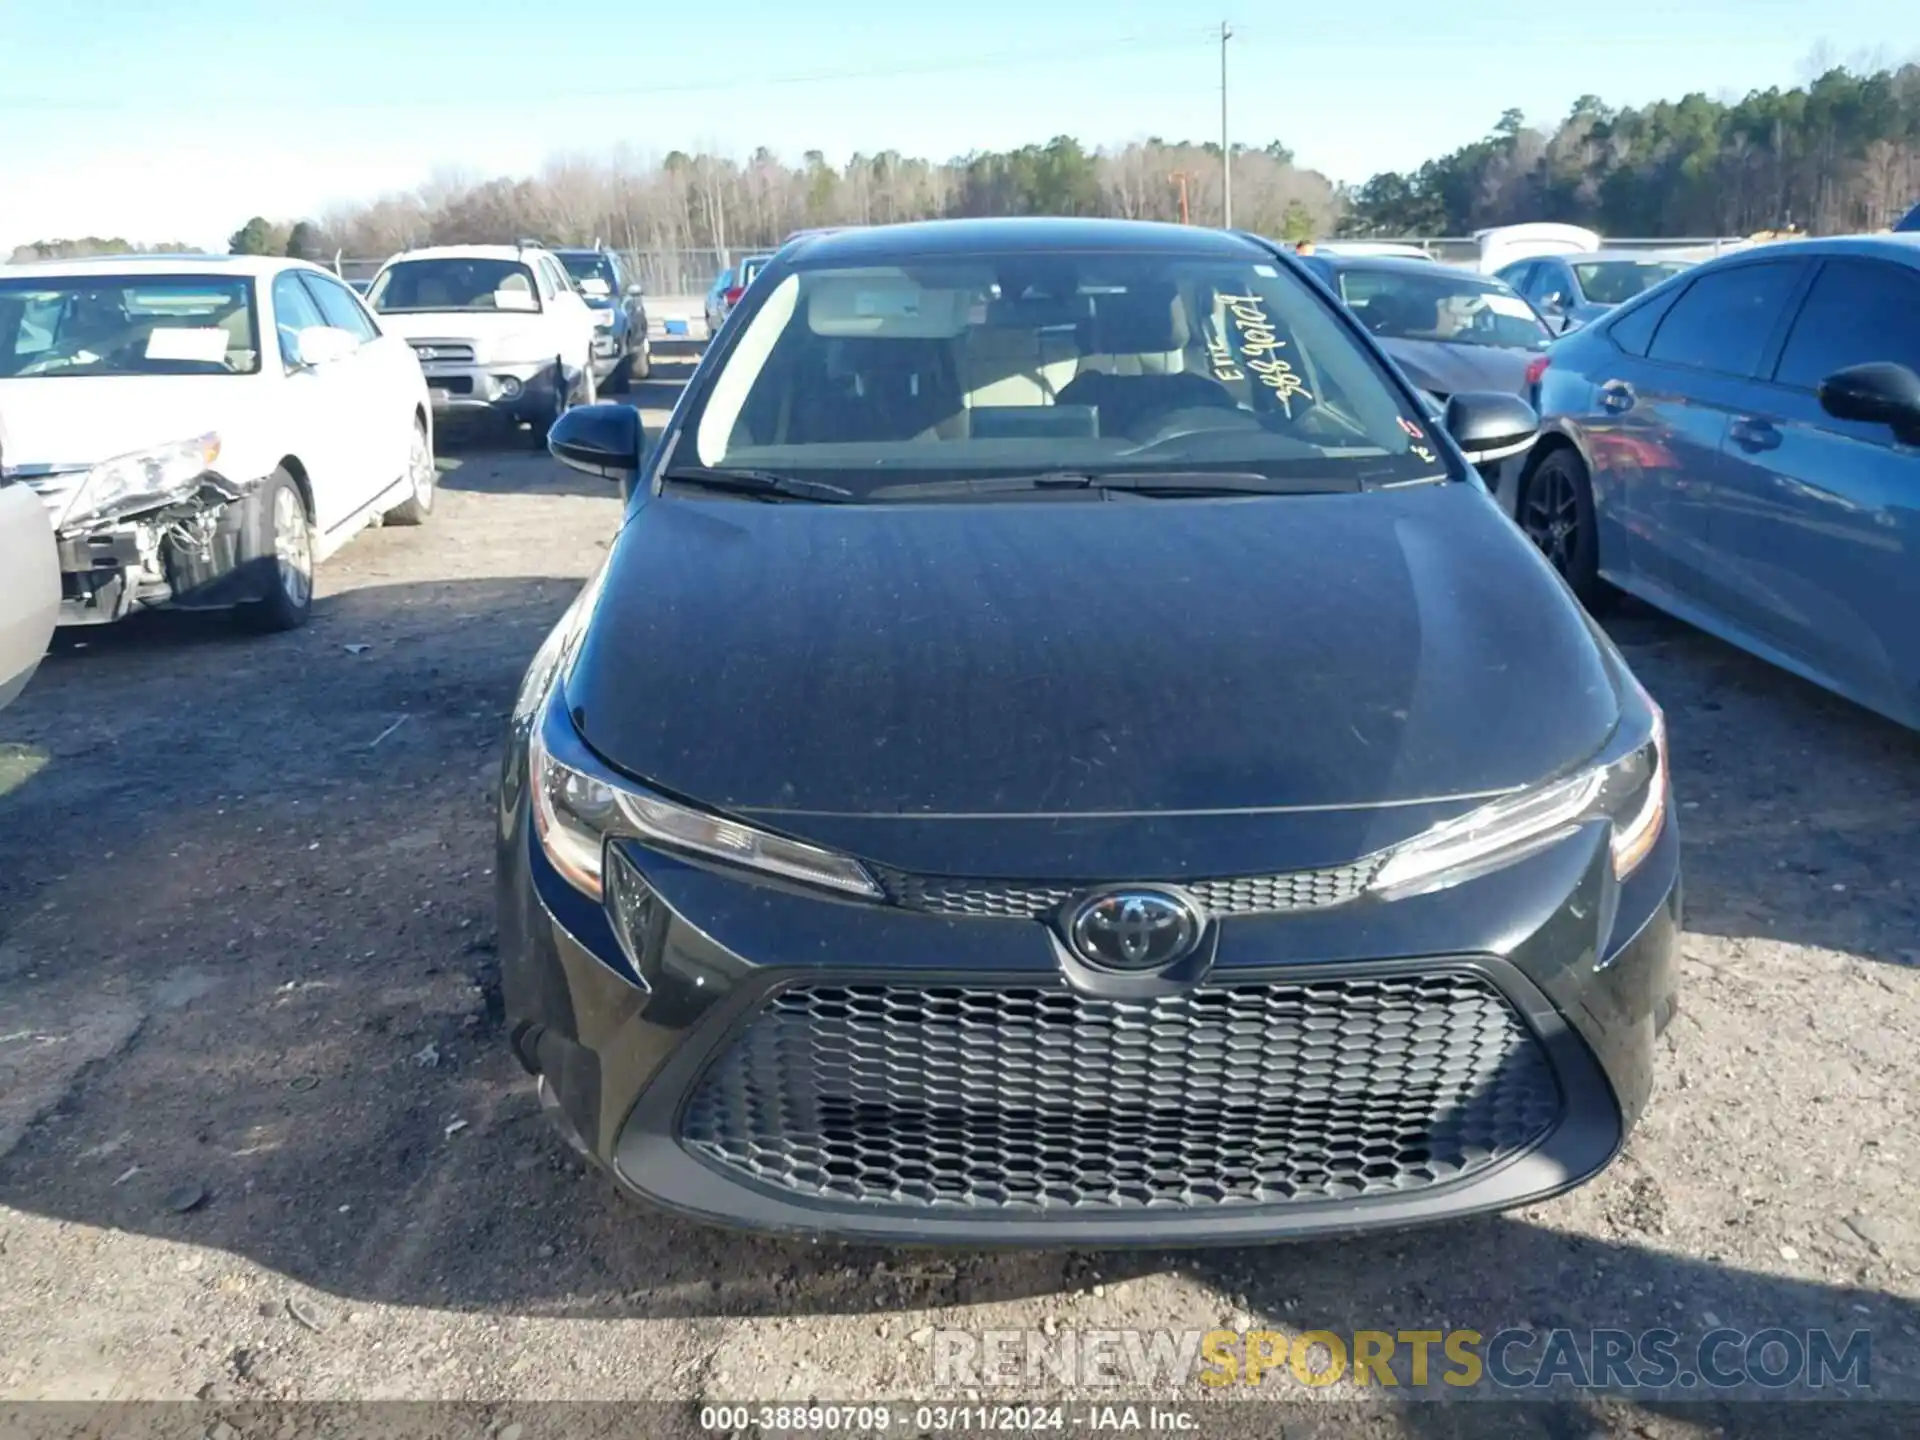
left=806, top=273, right=970, bottom=337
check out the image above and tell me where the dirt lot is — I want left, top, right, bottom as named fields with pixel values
left=0, top=348, right=1916, bottom=1436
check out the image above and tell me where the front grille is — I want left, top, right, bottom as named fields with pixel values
left=873, top=858, right=1381, bottom=920
left=410, top=341, right=476, bottom=363
left=427, top=375, right=474, bottom=395
left=680, top=971, right=1562, bottom=1212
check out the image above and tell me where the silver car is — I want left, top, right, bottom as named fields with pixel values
left=1299, top=254, right=1553, bottom=506
left=1497, top=251, right=1696, bottom=331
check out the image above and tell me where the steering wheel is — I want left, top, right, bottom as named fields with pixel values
left=1129, top=403, right=1264, bottom=449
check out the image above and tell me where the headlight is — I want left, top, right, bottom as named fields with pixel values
left=1370, top=694, right=1667, bottom=900
left=529, top=706, right=881, bottom=903
left=60, top=434, right=220, bottom=528
left=592, top=312, right=616, bottom=330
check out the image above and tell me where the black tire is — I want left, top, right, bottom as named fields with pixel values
left=528, top=359, right=568, bottom=447
left=386, top=417, right=435, bottom=526
left=1519, top=446, right=1612, bottom=610
left=236, top=470, right=314, bottom=633
left=605, top=352, right=632, bottom=394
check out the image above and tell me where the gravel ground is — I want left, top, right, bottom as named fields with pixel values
left=0, top=349, right=1915, bottom=1438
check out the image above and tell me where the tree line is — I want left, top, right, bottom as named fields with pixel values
left=1345, top=65, right=1920, bottom=238
left=14, top=65, right=1917, bottom=280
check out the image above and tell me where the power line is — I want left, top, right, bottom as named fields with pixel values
left=1220, top=21, right=1234, bottom=228
left=0, top=29, right=1221, bottom=114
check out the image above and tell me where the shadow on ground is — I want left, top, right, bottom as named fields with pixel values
left=1601, top=596, right=1920, bottom=967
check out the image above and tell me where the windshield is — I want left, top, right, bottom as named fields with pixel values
left=1573, top=259, right=1692, bottom=306
left=0, top=274, right=260, bottom=378
left=368, top=258, right=543, bottom=313
left=665, top=249, right=1451, bottom=498
left=559, top=252, right=618, bottom=300
left=1338, top=268, right=1550, bottom=351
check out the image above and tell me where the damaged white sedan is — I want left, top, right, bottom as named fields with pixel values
left=0, top=255, right=433, bottom=631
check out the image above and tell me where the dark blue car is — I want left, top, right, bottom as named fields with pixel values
left=1519, top=234, right=1920, bottom=729
left=554, top=247, right=651, bottom=391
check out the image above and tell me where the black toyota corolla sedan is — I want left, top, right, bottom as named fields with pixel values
left=497, top=217, right=1681, bottom=1246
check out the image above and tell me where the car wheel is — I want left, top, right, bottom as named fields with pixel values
left=605, top=351, right=632, bottom=394
left=236, top=471, right=314, bottom=632
left=1520, top=446, right=1610, bottom=609
left=385, top=418, right=435, bottom=526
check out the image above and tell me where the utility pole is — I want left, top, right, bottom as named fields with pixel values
left=1220, top=21, right=1233, bottom=229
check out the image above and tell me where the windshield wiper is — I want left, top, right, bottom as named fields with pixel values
left=659, top=466, right=852, bottom=503
left=873, top=470, right=1356, bottom=499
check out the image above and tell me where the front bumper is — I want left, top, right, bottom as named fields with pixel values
left=416, top=359, right=561, bottom=421
left=45, top=474, right=278, bottom=625
left=497, top=728, right=1682, bottom=1247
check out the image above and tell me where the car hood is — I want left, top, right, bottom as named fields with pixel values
left=565, top=485, right=1621, bottom=872
left=1377, top=339, right=1538, bottom=399
left=0, top=377, right=246, bottom=471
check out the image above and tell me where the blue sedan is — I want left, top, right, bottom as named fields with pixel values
left=1515, top=234, right=1920, bottom=729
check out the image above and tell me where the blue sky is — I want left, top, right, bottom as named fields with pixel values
left=0, top=0, right=1903, bottom=252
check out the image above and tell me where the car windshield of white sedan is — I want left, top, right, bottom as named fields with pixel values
left=369, top=259, right=542, bottom=313
left=677, top=253, right=1449, bottom=495
left=0, top=275, right=260, bottom=378
left=1338, top=268, right=1551, bottom=352
left=1573, top=260, right=1692, bottom=306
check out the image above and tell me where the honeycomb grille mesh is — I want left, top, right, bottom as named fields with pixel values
left=873, top=858, right=1381, bottom=920
left=679, top=973, right=1562, bottom=1212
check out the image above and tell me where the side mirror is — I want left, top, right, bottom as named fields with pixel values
left=292, top=325, right=359, bottom=367
left=1444, top=391, right=1540, bottom=466
left=1819, top=362, right=1920, bottom=442
left=548, top=403, right=648, bottom=487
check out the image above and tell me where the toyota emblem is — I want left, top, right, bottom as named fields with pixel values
left=1065, top=889, right=1206, bottom=971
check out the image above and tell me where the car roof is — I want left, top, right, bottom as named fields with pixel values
left=1313, top=254, right=1507, bottom=281
left=1554, top=250, right=1696, bottom=265
left=782, top=217, right=1273, bottom=265
left=379, top=244, right=549, bottom=264
left=550, top=246, right=611, bottom=257
left=1697, top=233, right=1920, bottom=267
left=0, top=253, right=329, bottom=280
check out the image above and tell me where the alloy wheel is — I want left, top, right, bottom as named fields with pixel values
left=409, top=425, right=435, bottom=507
left=1522, top=462, right=1581, bottom=576
left=273, top=486, right=313, bottom=607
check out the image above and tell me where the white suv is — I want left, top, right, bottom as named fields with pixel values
left=366, top=244, right=598, bottom=443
